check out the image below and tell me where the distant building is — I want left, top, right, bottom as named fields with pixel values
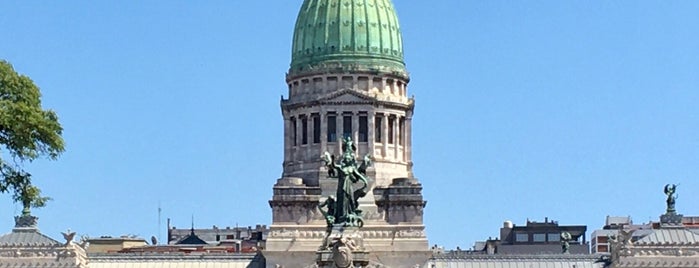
left=86, top=236, right=148, bottom=254
left=590, top=216, right=653, bottom=254
left=472, top=218, right=589, bottom=255
left=423, top=218, right=601, bottom=267
left=167, top=222, right=267, bottom=252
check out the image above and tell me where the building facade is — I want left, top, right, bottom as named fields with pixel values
left=478, top=219, right=589, bottom=255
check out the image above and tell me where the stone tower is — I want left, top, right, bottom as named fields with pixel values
left=266, top=0, right=429, bottom=266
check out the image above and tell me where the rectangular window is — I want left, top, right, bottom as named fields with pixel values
left=301, top=117, right=308, bottom=145
left=313, top=114, right=321, bottom=144
left=375, top=116, right=382, bottom=142
left=327, top=115, right=337, bottom=142
left=358, top=115, right=368, bottom=142
left=548, top=233, right=560, bottom=242
left=533, top=233, right=546, bottom=242
left=596, top=236, right=607, bottom=243
left=399, top=117, right=405, bottom=145
left=291, top=117, right=297, bottom=146
left=515, top=233, right=528, bottom=242
left=343, top=115, right=352, bottom=139
left=388, top=116, right=395, bottom=144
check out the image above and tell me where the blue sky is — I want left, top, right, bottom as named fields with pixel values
left=1, top=1, right=699, bottom=249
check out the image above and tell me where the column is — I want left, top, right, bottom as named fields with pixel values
left=295, top=114, right=302, bottom=161
left=304, top=113, right=312, bottom=162
left=399, top=116, right=406, bottom=162
left=382, top=113, right=388, bottom=158
left=283, top=116, right=291, bottom=165
left=368, top=110, right=376, bottom=157
left=320, top=109, right=328, bottom=154
left=335, top=112, right=342, bottom=154
left=393, top=114, right=399, bottom=161
left=405, top=112, right=413, bottom=176
left=352, top=111, right=359, bottom=148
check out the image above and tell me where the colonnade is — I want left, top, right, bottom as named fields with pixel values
left=284, top=110, right=412, bottom=164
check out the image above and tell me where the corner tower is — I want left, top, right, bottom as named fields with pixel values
left=267, top=1, right=428, bottom=266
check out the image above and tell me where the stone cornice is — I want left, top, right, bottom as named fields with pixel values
left=281, top=88, right=414, bottom=111
left=267, top=225, right=426, bottom=240
left=88, top=252, right=259, bottom=262
left=430, top=252, right=600, bottom=261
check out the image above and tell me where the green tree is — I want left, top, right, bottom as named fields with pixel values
left=0, top=60, right=64, bottom=215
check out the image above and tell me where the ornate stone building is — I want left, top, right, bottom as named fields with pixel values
left=265, top=0, right=429, bottom=267
left=0, top=214, right=88, bottom=268
left=607, top=186, right=699, bottom=268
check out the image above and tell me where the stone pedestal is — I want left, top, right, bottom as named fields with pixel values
left=316, top=227, right=369, bottom=268
left=14, top=215, right=38, bottom=228
left=660, top=213, right=683, bottom=226
left=374, top=178, right=427, bottom=225
left=269, top=177, right=323, bottom=225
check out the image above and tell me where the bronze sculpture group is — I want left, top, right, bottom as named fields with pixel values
left=320, top=136, right=371, bottom=228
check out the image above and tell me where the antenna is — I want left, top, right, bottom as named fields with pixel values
left=157, top=201, right=162, bottom=245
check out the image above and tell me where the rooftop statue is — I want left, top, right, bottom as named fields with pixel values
left=560, top=232, right=572, bottom=254
left=664, top=184, right=677, bottom=214
left=320, top=136, right=371, bottom=228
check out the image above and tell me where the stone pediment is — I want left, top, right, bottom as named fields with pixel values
left=318, top=89, right=374, bottom=104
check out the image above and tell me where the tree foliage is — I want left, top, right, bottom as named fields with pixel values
left=0, top=60, right=63, bottom=213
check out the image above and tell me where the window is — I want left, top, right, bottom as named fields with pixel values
left=313, top=115, right=320, bottom=144
left=358, top=115, right=368, bottom=142
left=343, top=115, right=352, bottom=139
left=515, top=233, right=528, bottom=242
left=291, top=117, right=297, bottom=146
left=533, top=233, right=546, bottom=242
left=375, top=115, right=382, bottom=142
left=548, top=233, right=560, bottom=242
left=399, top=117, right=405, bottom=145
left=327, top=115, right=337, bottom=142
left=388, top=116, right=395, bottom=144
left=301, top=116, right=308, bottom=145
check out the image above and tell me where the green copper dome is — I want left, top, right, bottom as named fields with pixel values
left=289, top=0, right=407, bottom=79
